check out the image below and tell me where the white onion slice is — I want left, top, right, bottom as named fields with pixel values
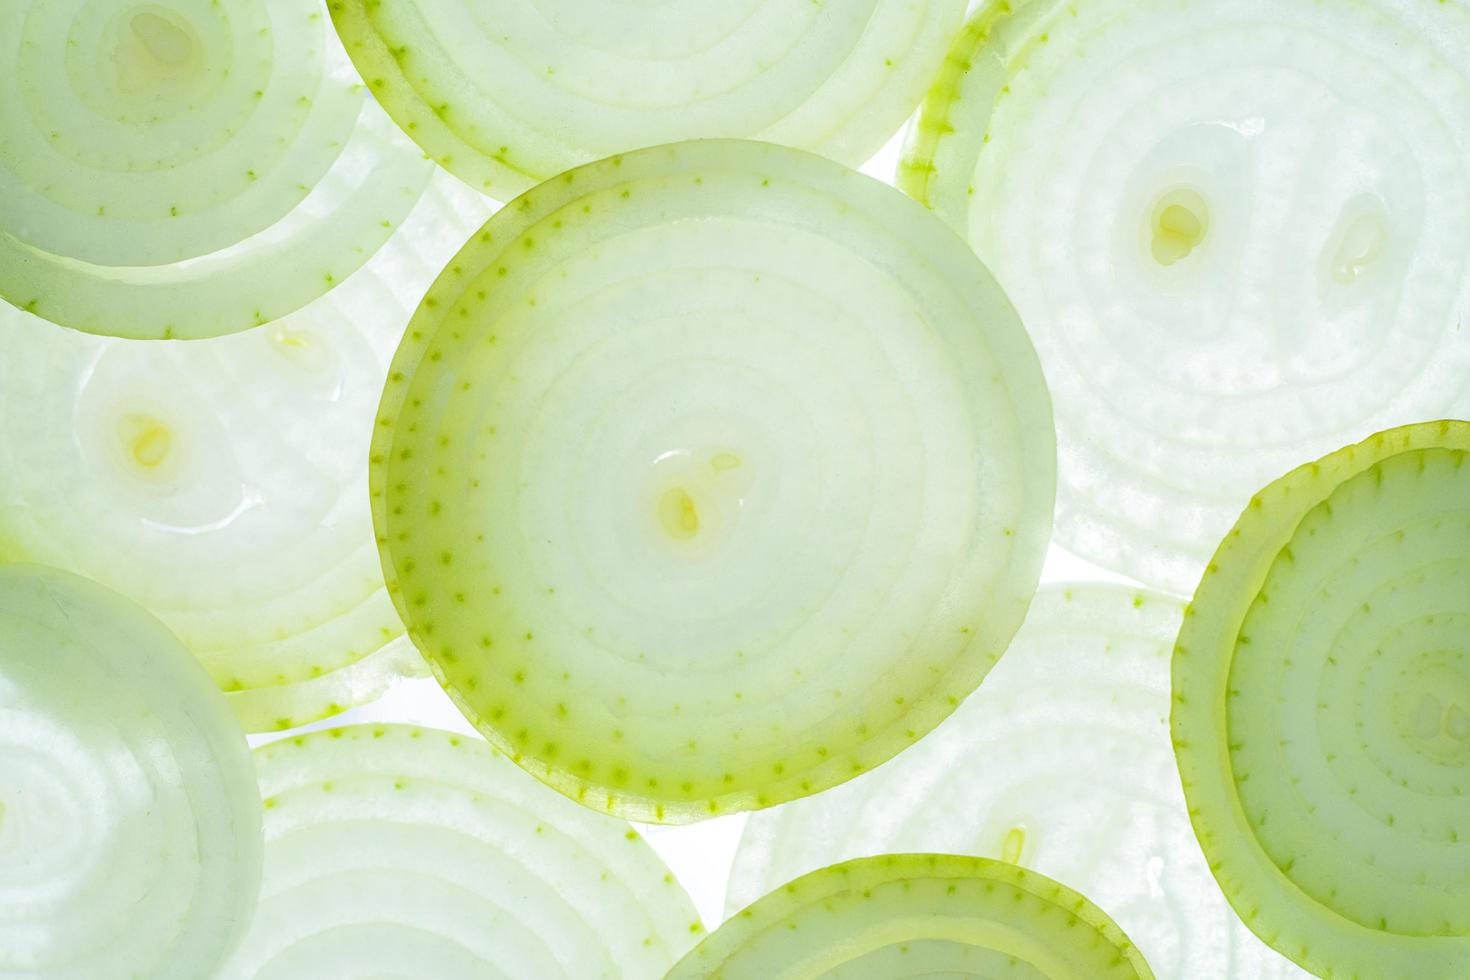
left=729, top=584, right=1312, bottom=980
left=221, top=724, right=702, bottom=979
left=0, top=0, right=435, bottom=339
left=901, top=0, right=1470, bottom=593
left=0, top=170, right=492, bottom=731
left=0, top=563, right=261, bottom=979
left=371, top=139, right=1055, bottom=822
left=674, top=853, right=1153, bottom=979
left=329, top=0, right=965, bottom=197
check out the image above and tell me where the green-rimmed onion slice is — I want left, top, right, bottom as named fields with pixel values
left=901, top=0, right=1470, bottom=594
left=0, top=170, right=492, bottom=732
left=0, top=563, right=261, bottom=979
left=1173, top=420, right=1470, bottom=978
left=221, top=725, right=701, bottom=979
left=671, top=853, right=1154, bottom=979
left=328, top=0, right=965, bottom=198
left=729, top=584, right=1310, bottom=980
left=370, top=139, right=1055, bottom=823
left=0, top=0, right=435, bottom=339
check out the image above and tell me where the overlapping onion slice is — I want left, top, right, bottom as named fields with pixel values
left=221, top=724, right=702, bottom=979
left=0, top=0, right=436, bottom=339
left=0, top=170, right=492, bottom=731
left=371, top=139, right=1055, bottom=822
left=328, top=0, right=965, bottom=198
left=0, top=563, right=261, bottom=979
left=672, top=853, right=1153, bottom=979
left=1173, top=420, right=1470, bottom=978
left=729, top=584, right=1310, bottom=980
left=901, top=0, right=1470, bottom=593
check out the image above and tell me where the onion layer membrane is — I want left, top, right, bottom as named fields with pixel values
left=221, top=724, right=701, bottom=979
left=671, top=853, right=1153, bottom=979
left=1173, top=420, right=1470, bottom=978
left=0, top=0, right=436, bottom=339
left=370, top=139, right=1055, bottom=823
left=328, top=0, right=965, bottom=199
left=0, top=171, right=492, bottom=732
left=0, top=563, right=262, bottom=980
left=729, top=584, right=1310, bottom=980
left=900, top=0, right=1470, bottom=594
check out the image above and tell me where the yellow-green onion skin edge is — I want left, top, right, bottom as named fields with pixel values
left=1172, top=419, right=1470, bottom=978
left=670, top=853, right=1155, bottom=979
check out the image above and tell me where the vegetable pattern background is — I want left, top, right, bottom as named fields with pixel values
left=1, top=0, right=1467, bottom=978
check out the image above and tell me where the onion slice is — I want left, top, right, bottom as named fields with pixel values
left=1174, top=420, right=1470, bottom=978
left=221, top=724, right=702, bottom=979
left=901, top=0, right=1470, bottom=593
left=371, top=138, right=1054, bottom=822
left=329, top=0, right=965, bottom=198
left=0, top=171, right=492, bottom=731
left=729, top=584, right=1310, bottom=980
left=0, top=0, right=435, bottom=339
left=0, top=563, right=261, bottom=980
left=671, top=853, right=1153, bottom=979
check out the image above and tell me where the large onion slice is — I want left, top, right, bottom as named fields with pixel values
left=0, top=563, right=262, bottom=979
left=671, top=853, right=1153, bottom=979
left=371, top=139, right=1055, bottom=822
left=222, top=724, right=702, bottom=979
left=329, top=0, right=965, bottom=198
left=1174, top=420, right=1470, bottom=978
left=0, top=0, right=435, bottom=339
left=901, top=0, right=1470, bottom=594
left=729, top=584, right=1310, bottom=980
left=0, top=170, right=492, bottom=731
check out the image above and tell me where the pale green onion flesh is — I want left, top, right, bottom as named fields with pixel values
left=0, top=171, right=491, bottom=732
left=902, top=0, right=1470, bottom=594
left=328, top=0, right=965, bottom=198
left=1173, top=420, right=1470, bottom=978
left=670, top=853, right=1154, bottom=979
left=371, top=138, right=1055, bottom=823
left=0, top=563, right=262, bottom=980
left=221, top=724, right=702, bottom=980
left=730, top=584, right=1310, bottom=980
left=0, top=0, right=435, bottom=339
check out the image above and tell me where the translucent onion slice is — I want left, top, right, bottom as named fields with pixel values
left=0, top=0, right=436, bottom=339
left=0, top=171, right=492, bottom=732
left=1173, top=420, right=1470, bottom=978
left=900, top=0, right=1470, bottom=594
left=371, top=139, right=1055, bottom=822
left=0, top=563, right=262, bottom=980
left=729, top=584, right=1310, bottom=980
left=328, top=0, right=965, bottom=198
left=671, top=853, right=1153, bottom=979
left=221, top=724, right=702, bottom=979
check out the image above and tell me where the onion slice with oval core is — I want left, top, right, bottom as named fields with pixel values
left=901, top=0, right=1470, bottom=593
left=371, top=139, right=1055, bottom=822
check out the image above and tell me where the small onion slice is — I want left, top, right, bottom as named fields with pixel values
left=671, top=853, right=1153, bottom=979
left=221, top=724, right=702, bottom=979
left=329, top=0, right=965, bottom=198
left=0, top=563, right=262, bottom=980
left=1173, top=420, right=1470, bottom=978
left=0, top=171, right=492, bottom=731
left=0, top=0, right=434, bottom=339
left=371, top=139, right=1055, bottom=822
